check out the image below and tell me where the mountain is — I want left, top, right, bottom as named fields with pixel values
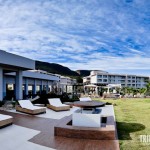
left=76, top=70, right=91, bottom=77
left=35, top=61, right=79, bottom=77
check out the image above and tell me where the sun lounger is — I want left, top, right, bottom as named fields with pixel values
left=0, top=114, right=13, bottom=128
left=79, top=97, right=92, bottom=101
left=29, top=95, right=40, bottom=102
left=16, top=100, right=46, bottom=115
left=47, top=98, right=70, bottom=111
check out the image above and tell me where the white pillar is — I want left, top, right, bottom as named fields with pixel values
left=95, top=87, right=98, bottom=95
left=0, top=67, right=3, bottom=101
left=107, top=87, right=110, bottom=94
left=15, top=70, right=23, bottom=100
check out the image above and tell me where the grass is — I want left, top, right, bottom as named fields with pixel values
left=95, top=98, right=150, bottom=150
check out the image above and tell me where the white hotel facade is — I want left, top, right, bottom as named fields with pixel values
left=0, top=50, right=76, bottom=101
left=83, top=70, right=150, bottom=88
left=60, top=76, right=76, bottom=93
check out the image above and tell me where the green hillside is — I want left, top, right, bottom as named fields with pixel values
left=35, top=61, right=79, bottom=77
left=76, top=70, right=91, bottom=77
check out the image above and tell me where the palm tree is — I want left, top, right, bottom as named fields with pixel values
left=145, top=81, right=150, bottom=96
left=138, top=88, right=146, bottom=95
left=126, top=87, right=133, bottom=94
left=120, top=87, right=126, bottom=95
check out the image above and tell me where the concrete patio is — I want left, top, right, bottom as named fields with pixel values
left=0, top=106, right=119, bottom=150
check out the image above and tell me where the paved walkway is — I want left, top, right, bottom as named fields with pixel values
left=0, top=108, right=120, bottom=150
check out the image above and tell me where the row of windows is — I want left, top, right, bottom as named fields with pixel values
left=98, top=79, right=147, bottom=85
left=97, top=79, right=148, bottom=83
left=97, top=75, right=108, bottom=78
left=98, top=79, right=108, bottom=82
left=97, top=75, right=148, bottom=80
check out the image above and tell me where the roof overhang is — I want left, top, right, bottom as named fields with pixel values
left=106, top=84, right=122, bottom=88
left=84, top=84, right=98, bottom=87
left=0, top=50, right=35, bottom=70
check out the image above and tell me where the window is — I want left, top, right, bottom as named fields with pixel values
left=103, top=79, right=108, bottom=82
left=98, top=75, right=102, bottom=78
left=103, top=75, right=107, bottom=78
left=98, top=79, right=102, bottom=82
left=120, top=76, right=125, bottom=79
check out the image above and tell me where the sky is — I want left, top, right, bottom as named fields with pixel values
left=0, top=0, right=150, bottom=75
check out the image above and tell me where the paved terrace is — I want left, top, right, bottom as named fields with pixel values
left=0, top=106, right=119, bottom=150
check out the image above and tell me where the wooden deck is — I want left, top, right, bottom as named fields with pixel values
left=55, top=116, right=116, bottom=140
left=0, top=110, right=120, bottom=150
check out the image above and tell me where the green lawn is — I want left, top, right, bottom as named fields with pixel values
left=95, top=98, right=150, bottom=150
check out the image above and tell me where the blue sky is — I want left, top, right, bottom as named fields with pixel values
left=0, top=0, right=150, bottom=75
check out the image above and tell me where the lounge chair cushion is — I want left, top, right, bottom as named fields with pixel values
left=0, top=114, right=13, bottom=121
left=47, top=98, right=70, bottom=111
left=0, top=114, right=13, bottom=127
left=48, top=98, right=68, bottom=107
left=18, top=100, right=46, bottom=110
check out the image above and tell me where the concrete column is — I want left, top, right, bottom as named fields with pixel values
left=3, top=77, right=6, bottom=98
left=46, top=82, right=49, bottom=94
left=49, top=85, right=52, bottom=92
left=15, top=70, right=23, bottom=100
left=33, top=80, right=37, bottom=95
left=25, top=78, right=28, bottom=96
left=95, top=86, right=98, bottom=95
left=0, top=67, right=3, bottom=101
left=107, top=87, right=110, bottom=94
left=40, top=80, right=43, bottom=93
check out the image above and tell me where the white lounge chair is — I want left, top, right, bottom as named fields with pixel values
left=16, top=100, right=46, bottom=115
left=29, top=95, right=40, bottom=102
left=0, top=114, right=13, bottom=128
left=79, top=97, right=92, bottom=101
left=47, top=98, right=70, bottom=111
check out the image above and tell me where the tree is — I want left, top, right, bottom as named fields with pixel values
left=145, top=81, right=150, bottom=96
left=138, top=88, right=146, bottom=95
left=75, top=76, right=83, bottom=83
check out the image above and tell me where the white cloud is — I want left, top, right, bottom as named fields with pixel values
left=0, top=0, right=149, bottom=75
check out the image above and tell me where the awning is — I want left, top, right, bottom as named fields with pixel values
left=84, top=84, right=98, bottom=88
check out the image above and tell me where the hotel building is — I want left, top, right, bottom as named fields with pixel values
left=0, top=50, right=76, bottom=101
left=59, top=76, right=77, bottom=93
left=83, top=70, right=150, bottom=88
